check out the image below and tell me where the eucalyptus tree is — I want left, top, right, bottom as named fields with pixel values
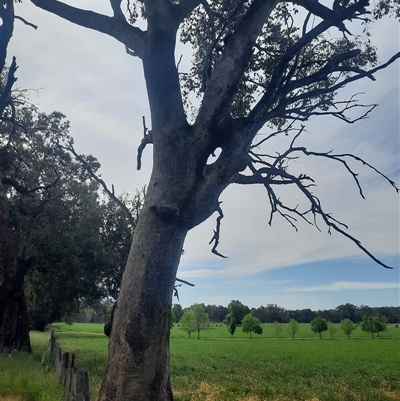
left=30, top=0, right=399, bottom=399
left=0, top=106, right=75, bottom=350
left=0, top=104, right=112, bottom=347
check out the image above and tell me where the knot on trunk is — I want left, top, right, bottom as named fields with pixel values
left=150, top=205, right=180, bottom=223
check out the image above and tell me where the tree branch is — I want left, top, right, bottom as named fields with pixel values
left=232, top=127, right=398, bottom=268
left=66, top=142, right=136, bottom=227
left=137, top=116, right=153, bottom=170
left=0, top=0, right=14, bottom=72
left=30, top=0, right=145, bottom=57
left=14, top=15, right=38, bottom=30
left=247, top=0, right=372, bottom=132
left=109, top=0, right=126, bottom=21
left=174, top=0, right=202, bottom=23
left=175, top=278, right=195, bottom=287
left=197, top=0, right=279, bottom=125
left=0, top=56, right=18, bottom=116
left=209, top=202, right=227, bottom=258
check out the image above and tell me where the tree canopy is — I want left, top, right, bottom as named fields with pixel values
left=310, top=316, right=328, bottom=338
left=241, top=314, right=263, bottom=338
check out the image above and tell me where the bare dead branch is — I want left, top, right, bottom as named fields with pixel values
left=66, top=142, right=136, bottom=227
left=175, top=278, right=195, bottom=287
left=137, top=116, right=153, bottom=170
left=209, top=202, right=227, bottom=258
left=14, top=15, right=38, bottom=30
left=31, top=0, right=145, bottom=57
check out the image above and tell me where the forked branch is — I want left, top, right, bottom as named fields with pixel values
left=233, top=126, right=398, bottom=269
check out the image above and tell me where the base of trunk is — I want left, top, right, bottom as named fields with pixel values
left=0, top=286, right=31, bottom=353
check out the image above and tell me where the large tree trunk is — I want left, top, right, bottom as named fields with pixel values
left=97, top=203, right=188, bottom=401
left=0, top=270, right=31, bottom=352
left=0, top=180, right=31, bottom=352
left=97, top=115, right=230, bottom=399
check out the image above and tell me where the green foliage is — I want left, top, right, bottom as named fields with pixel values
left=340, top=318, right=356, bottom=338
left=227, top=300, right=250, bottom=325
left=178, top=0, right=383, bottom=121
left=310, top=316, right=328, bottom=339
left=327, top=321, right=338, bottom=338
left=0, top=331, right=63, bottom=401
left=225, top=313, right=236, bottom=338
left=173, top=304, right=183, bottom=323
left=1, top=101, right=143, bottom=330
left=170, top=308, right=176, bottom=329
left=179, top=310, right=197, bottom=338
left=287, top=318, right=300, bottom=339
left=224, top=311, right=238, bottom=337
left=361, top=315, right=388, bottom=338
left=191, top=303, right=211, bottom=339
left=273, top=321, right=284, bottom=338
left=373, top=315, right=389, bottom=337
left=241, top=314, right=263, bottom=338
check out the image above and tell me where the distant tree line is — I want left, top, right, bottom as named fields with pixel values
left=172, top=302, right=392, bottom=340
left=172, top=301, right=399, bottom=325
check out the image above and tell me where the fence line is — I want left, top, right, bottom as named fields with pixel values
left=43, top=329, right=90, bottom=401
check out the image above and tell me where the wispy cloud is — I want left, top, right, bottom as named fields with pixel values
left=285, top=281, right=399, bottom=292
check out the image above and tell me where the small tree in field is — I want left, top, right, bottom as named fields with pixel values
left=340, top=318, right=356, bottom=338
left=373, top=316, right=388, bottom=337
left=191, top=303, right=211, bottom=339
left=361, top=315, right=388, bottom=338
left=273, top=321, right=284, bottom=338
left=311, top=317, right=328, bottom=339
left=327, top=322, right=337, bottom=338
left=287, top=319, right=300, bottom=339
left=361, top=315, right=375, bottom=338
left=226, top=315, right=236, bottom=339
left=242, top=314, right=263, bottom=339
left=179, top=310, right=197, bottom=338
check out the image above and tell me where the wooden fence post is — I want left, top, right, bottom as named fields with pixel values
left=45, top=329, right=90, bottom=401
left=74, top=369, right=90, bottom=401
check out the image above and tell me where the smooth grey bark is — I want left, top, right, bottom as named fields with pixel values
left=97, top=199, right=187, bottom=400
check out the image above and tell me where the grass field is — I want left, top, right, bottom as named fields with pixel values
left=1, top=323, right=398, bottom=400
left=46, top=322, right=400, bottom=401
left=0, top=332, right=63, bottom=401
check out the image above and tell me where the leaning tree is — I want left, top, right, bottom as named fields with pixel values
left=30, top=0, right=398, bottom=399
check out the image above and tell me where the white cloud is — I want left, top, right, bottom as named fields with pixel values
left=286, top=281, right=400, bottom=292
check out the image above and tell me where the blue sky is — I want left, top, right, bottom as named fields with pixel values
left=10, top=1, right=399, bottom=311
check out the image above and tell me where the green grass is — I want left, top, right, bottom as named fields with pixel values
left=2, top=323, right=398, bottom=400
left=0, top=332, right=63, bottom=401
left=50, top=322, right=400, bottom=401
